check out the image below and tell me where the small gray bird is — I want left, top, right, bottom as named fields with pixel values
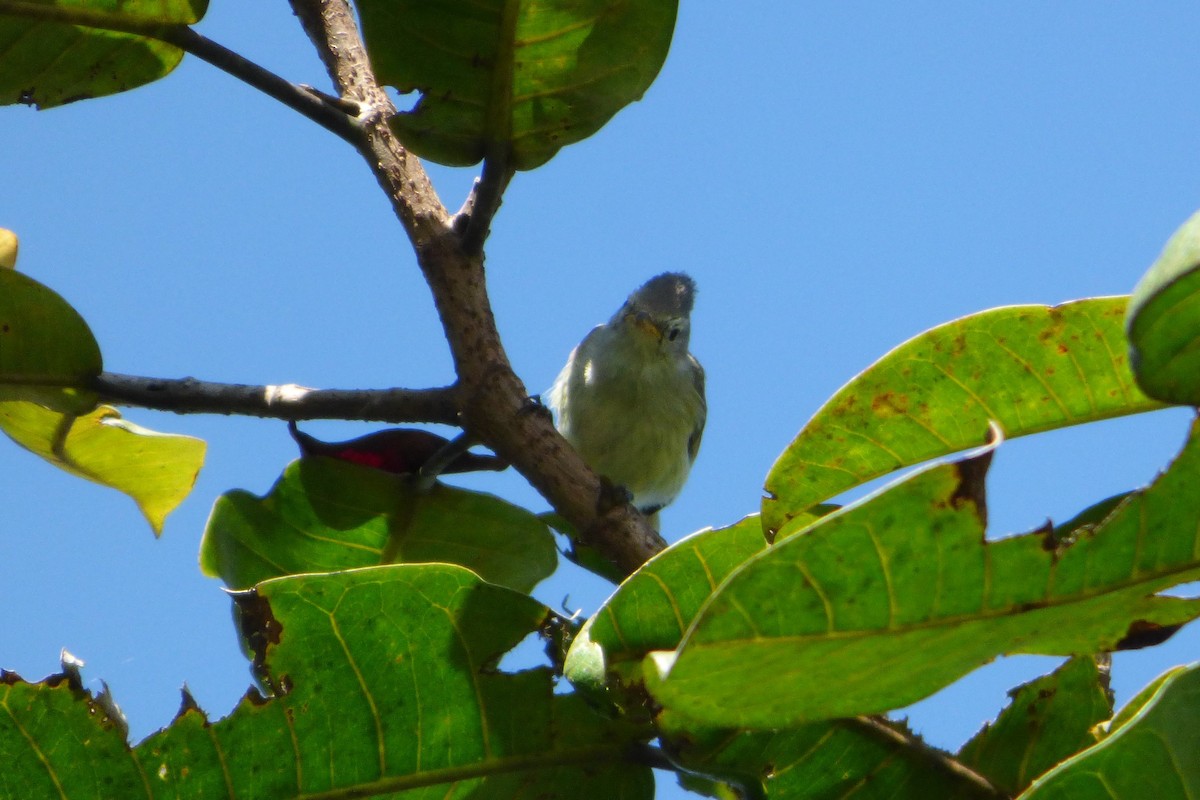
left=547, top=273, right=706, bottom=528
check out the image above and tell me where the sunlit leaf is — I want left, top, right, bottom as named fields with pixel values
left=0, top=402, right=204, bottom=534
left=1127, top=209, right=1200, bottom=405
left=1020, top=662, right=1200, bottom=799
left=357, top=0, right=677, bottom=169
left=0, top=268, right=100, bottom=413
left=200, top=456, right=556, bottom=593
left=958, top=657, right=1112, bottom=795
left=0, top=0, right=207, bottom=108
left=0, top=227, right=16, bottom=268
left=0, top=565, right=654, bottom=798
left=763, top=298, right=1162, bottom=538
left=566, top=516, right=769, bottom=706
left=650, top=421, right=1200, bottom=727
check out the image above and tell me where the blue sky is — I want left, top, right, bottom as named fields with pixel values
left=3, top=3, right=1200, bottom=795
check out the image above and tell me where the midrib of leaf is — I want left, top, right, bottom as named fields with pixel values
left=683, top=519, right=1200, bottom=655
left=484, top=0, right=518, bottom=159
left=295, top=744, right=636, bottom=800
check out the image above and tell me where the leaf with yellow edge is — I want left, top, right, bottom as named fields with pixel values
left=0, top=402, right=204, bottom=534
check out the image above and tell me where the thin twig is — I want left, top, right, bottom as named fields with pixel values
left=158, top=27, right=361, bottom=144
left=92, top=373, right=460, bottom=425
left=457, top=154, right=515, bottom=255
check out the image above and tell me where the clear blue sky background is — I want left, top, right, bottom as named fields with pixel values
left=3, top=3, right=1200, bottom=796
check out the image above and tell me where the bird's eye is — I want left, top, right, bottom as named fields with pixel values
left=667, top=327, right=680, bottom=341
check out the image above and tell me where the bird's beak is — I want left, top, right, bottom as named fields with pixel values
left=628, top=311, right=664, bottom=342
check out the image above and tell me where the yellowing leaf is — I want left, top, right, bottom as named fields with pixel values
left=0, top=402, right=205, bottom=535
left=0, top=227, right=17, bottom=268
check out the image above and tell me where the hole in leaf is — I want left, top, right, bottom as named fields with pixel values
left=384, top=86, right=421, bottom=114
left=493, top=629, right=553, bottom=675
left=1160, top=580, right=1200, bottom=600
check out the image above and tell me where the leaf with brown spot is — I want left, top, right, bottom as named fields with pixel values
left=764, top=298, right=1164, bottom=537
left=647, top=421, right=1200, bottom=727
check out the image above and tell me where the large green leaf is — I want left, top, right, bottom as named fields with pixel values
left=565, top=516, right=770, bottom=705
left=0, top=565, right=654, bottom=798
left=1127, top=210, right=1200, bottom=405
left=357, top=0, right=677, bottom=169
left=763, top=298, right=1162, bottom=538
left=0, top=268, right=100, bottom=412
left=200, top=456, right=557, bottom=594
left=566, top=512, right=830, bottom=697
left=0, top=1, right=206, bottom=108
left=0, top=402, right=204, bottom=535
left=660, top=714, right=1000, bottom=800
left=958, top=657, right=1113, bottom=796
left=649, top=421, right=1200, bottom=727
left=1020, top=662, right=1200, bottom=800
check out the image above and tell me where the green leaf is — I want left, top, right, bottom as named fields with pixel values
left=0, top=659, right=140, bottom=798
left=200, top=456, right=557, bottom=594
left=958, top=657, right=1113, bottom=795
left=0, top=0, right=206, bottom=108
left=0, top=268, right=100, bottom=413
left=1, top=565, right=654, bottom=798
left=356, top=0, right=677, bottom=169
left=763, top=298, right=1162, bottom=537
left=542, top=511, right=626, bottom=585
left=1020, top=662, right=1200, bottom=800
left=0, top=402, right=204, bottom=534
left=1127, top=210, right=1200, bottom=405
left=567, top=516, right=769, bottom=691
left=648, top=421, right=1200, bottom=727
left=660, top=714, right=1000, bottom=800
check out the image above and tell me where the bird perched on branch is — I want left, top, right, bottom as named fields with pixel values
left=547, top=272, right=706, bottom=529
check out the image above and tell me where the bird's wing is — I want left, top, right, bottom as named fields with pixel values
left=687, top=355, right=706, bottom=463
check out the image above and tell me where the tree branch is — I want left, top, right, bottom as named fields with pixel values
left=287, top=0, right=668, bottom=576
left=92, top=373, right=459, bottom=425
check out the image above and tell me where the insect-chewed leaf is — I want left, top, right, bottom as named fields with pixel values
left=650, top=421, right=1200, bottom=727
left=763, top=298, right=1162, bottom=538
left=1020, top=662, right=1200, bottom=799
left=958, top=656, right=1113, bottom=796
left=1, top=565, right=654, bottom=798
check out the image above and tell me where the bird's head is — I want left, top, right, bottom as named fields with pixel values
left=614, top=272, right=696, bottom=353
